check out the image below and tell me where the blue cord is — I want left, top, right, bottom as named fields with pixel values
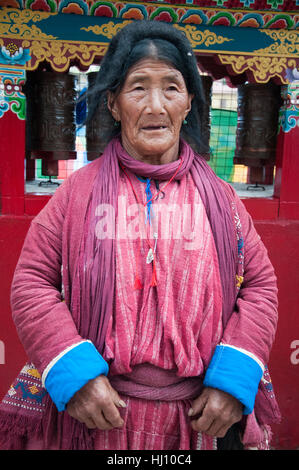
left=136, top=176, right=153, bottom=224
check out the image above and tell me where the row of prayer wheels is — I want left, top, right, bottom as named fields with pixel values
left=24, top=70, right=282, bottom=184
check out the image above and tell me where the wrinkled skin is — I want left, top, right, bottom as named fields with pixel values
left=67, top=375, right=125, bottom=430
left=108, top=58, right=192, bottom=165
left=189, top=387, right=243, bottom=438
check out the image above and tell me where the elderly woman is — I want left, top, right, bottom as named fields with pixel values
left=0, top=21, right=280, bottom=450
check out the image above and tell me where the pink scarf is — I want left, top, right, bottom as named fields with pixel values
left=75, top=137, right=237, bottom=358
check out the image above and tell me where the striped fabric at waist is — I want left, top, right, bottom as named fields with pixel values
left=109, top=364, right=203, bottom=401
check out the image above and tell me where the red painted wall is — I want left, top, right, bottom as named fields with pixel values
left=0, top=216, right=32, bottom=395
left=252, top=219, right=299, bottom=450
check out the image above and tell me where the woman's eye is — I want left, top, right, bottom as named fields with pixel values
left=167, top=85, right=178, bottom=91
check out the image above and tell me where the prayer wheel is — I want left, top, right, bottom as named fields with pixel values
left=86, top=72, right=113, bottom=160
left=234, top=83, right=281, bottom=184
left=200, top=75, right=213, bottom=160
left=25, top=159, right=35, bottom=181
left=24, top=70, right=77, bottom=176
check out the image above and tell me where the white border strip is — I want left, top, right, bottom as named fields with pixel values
left=220, top=342, right=265, bottom=373
left=41, top=340, right=91, bottom=387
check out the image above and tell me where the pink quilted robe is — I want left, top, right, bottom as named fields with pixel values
left=94, top=170, right=223, bottom=449
left=25, top=168, right=222, bottom=450
left=1, top=147, right=280, bottom=450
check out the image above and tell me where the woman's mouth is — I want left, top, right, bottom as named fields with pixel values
left=141, top=126, right=167, bottom=131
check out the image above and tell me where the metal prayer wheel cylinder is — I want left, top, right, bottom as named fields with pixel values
left=234, top=83, right=281, bottom=168
left=42, top=160, right=59, bottom=177
left=86, top=72, right=114, bottom=160
left=25, top=70, right=77, bottom=161
left=86, top=72, right=102, bottom=160
left=200, top=75, right=213, bottom=160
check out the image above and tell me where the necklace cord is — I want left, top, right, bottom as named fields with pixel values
left=119, top=158, right=184, bottom=289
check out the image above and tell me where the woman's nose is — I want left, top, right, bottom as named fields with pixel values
left=145, top=89, right=165, bottom=114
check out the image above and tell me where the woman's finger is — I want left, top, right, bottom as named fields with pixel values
left=107, top=383, right=127, bottom=410
left=189, top=392, right=208, bottom=418
left=66, top=403, right=97, bottom=429
left=83, top=416, right=98, bottom=429
left=113, top=396, right=127, bottom=409
left=190, top=411, right=214, bottom=433
left=92, top=409, right=117, bottom=431
left=213, top=423, right=231, bottom=439
left=100, top=397, right=125, bottom=428
left=200, top=418, right=228, bottom=437
left=66, top=375, right=126, bottom=430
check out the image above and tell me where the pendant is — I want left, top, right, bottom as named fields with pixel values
left=146, top=232, right=158, bottom=264
left=153, top=232, right=158, bottom=252
left=146, top=248, right=154, bottom=264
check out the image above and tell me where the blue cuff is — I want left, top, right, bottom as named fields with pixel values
left=44, top=341, right=109, bottom=412
left=203, top=345, right=263, bottom=414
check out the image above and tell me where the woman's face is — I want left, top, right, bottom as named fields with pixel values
left=108, top=58, right=193, bottom=164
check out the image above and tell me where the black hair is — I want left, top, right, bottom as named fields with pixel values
left=81, top=20, right=209, bottom=155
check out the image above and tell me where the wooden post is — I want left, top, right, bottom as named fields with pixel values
left=274, top=82, right=299, bottom=219
left=0, top=67, right=26, bottom=215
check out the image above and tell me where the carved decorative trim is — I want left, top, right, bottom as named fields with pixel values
left=218, top=54, right=297, bottom=83
left=254, top=30, right=299, bottom=56
left=0, top=64, right=26, bottom=119
left=22, top=39, right=108, bottom=71
left=173, top=24, right=233, bottom=48
left=81, top=20, right=132, bottom=38
left=0, top=8, right=56, bottom=40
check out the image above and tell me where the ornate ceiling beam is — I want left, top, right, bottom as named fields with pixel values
left=2, top=1, right=298, bottom=28
left=0, top=7, right=298, bottom=84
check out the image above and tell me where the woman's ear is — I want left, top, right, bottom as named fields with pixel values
left=185, top=93, right=194, bottom=118
left=107, top=91, right=120, bottom=122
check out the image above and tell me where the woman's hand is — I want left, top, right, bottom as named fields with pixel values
left=66, top=375, right=126, bottom=430
left=189, top=387, right=243, bottom=438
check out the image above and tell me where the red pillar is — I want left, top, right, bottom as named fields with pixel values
left=274, top=83, right=299, bottom=219
left=0, top=111, right=25, bottom=215
left=0, top=67, right=26, bottom=216
left=0, top=67, right=28, bottom=401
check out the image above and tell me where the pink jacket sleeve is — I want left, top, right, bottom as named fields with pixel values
left=203, top=185, right=278, bottom=414
left=10, top=178, right=81, bottom=373
left=225, top=190, right=278, bottom=364
left=10, top=175, right=108, bottom=411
